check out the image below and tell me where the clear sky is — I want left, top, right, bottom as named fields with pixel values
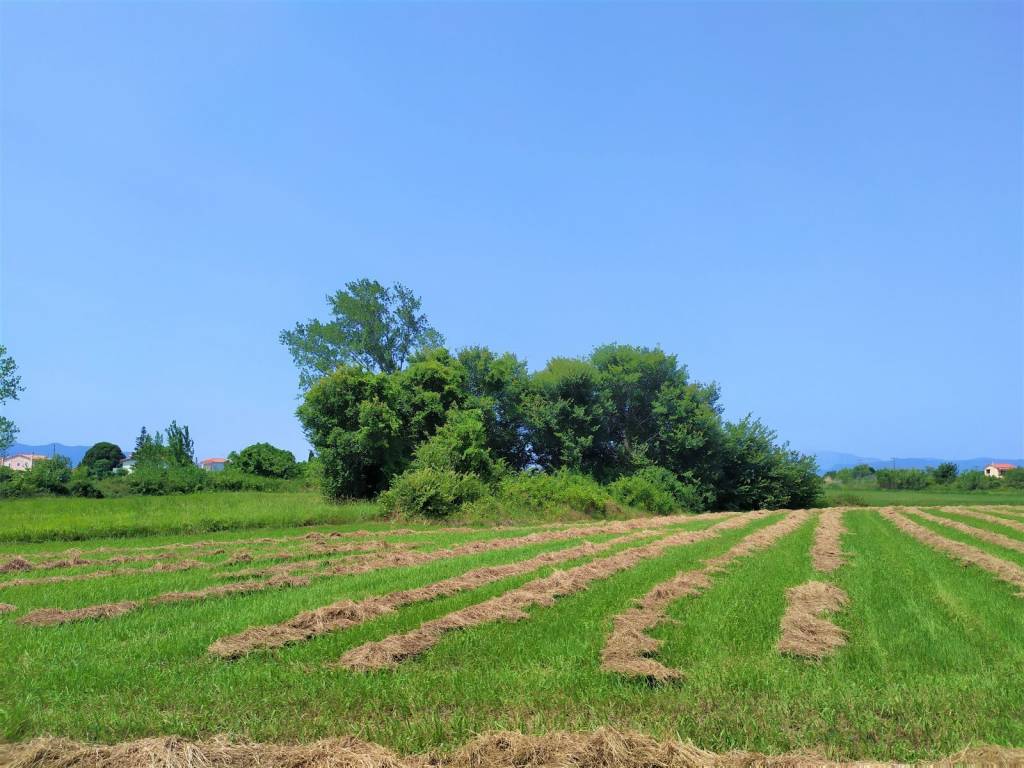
left=1, top=2, right=1021, bottom=463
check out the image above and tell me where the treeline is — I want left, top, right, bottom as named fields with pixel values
left=298, top=344, right=822, bottom=516
left=0, top=428, right=314, bottom=499
left=826, top=463, right=1024, bottom=491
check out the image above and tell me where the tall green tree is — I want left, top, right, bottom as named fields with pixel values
left=165, top=421, right=195, bottom=466
left=80, top=442, right=125, bottom=477
left=281, top=279, right=445, bottom=389
left=0, top=345, right=24, bottom=454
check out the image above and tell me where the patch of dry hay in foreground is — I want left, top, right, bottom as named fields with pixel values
left=941, top=506, right=1024, bottom=535
left=3, top=728, right=1022, bottom=768
left=1, top=560, right=213, bottom=590
left=908, top=509, right=1024, bottom=554
left=810, top=509, right=847, bottom=572
left=601, top=510, right=815, bottom=680
left=879, top=508, right=1024, bottom=596
left=337, top=513, right=767, bottom=671
left=0, top=602, right=16, bottom=613
left=777, top=581, right=848, bottom=659
left=210, top=531, right=660, bottom=658
left=17, top=576, right=311, bottom=627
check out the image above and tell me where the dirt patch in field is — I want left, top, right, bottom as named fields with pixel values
left=907, top=508, right=1024, bottom=554
left=600, top=510, right=814, bottom=680
left=880, top=508, right=1024, bottom=596
left=337, top=513, right=767, bottom=671
left=0, top=603, right=15, bottom=613
left=210, top=533, right=655, bottom=658
left=3, top=727, right=1021, bottom=768
left=942, top=506, right=1024, bottom=534
left=810, top=509, right=847, bottom=572
left=777, top=581, right=848, bottom=659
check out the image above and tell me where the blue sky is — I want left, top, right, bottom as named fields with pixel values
left=1, top=2, right=1021, bottom=462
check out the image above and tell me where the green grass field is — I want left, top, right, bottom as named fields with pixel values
left=2, top=500, right=1024, bottom=762
left=822, top=485, right=1024, bottom=508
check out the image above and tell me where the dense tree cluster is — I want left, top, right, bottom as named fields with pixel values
left=298, top=343, right=822, bottom=512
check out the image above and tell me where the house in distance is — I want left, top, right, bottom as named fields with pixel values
left=984, top=462, right=1018, bottom=478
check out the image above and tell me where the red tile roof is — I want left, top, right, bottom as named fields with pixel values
left=989, top=462, right=1017, bottom=471
left=200, top=457, right=227, bottom=465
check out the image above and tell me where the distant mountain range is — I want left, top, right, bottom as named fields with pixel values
left=6, top=443, right=90, bottom=467
left=812, top=451, right=1024, bottom=474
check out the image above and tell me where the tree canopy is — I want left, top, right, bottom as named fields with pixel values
left=0, top=345, right=23, bottom=454
left=80, top=442, right=125, bottom=477
left=299, top=342, right=821, bottom=511
left=281, top=279, right=445, bottom=389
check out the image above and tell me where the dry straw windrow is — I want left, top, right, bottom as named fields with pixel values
left=600, top=509, right=814, bottom=680
left=879, top=507, right=1024, bottom=596
left=777, top=581, right=849, bottom=659
left=0, top=602, right=16, bottom=613
left=210, top=531, right=664, bottom=657
left=809, top=508, right=847, bottom=572
left=18, top=576, right=312, bottom=627
left=906, top=508, right=1024, bottom=554
left=4, top=727, right=1020, bottom=768
left=937, top=506, right=1024, bottom=536
left=336, top=513, right=769, bottom=671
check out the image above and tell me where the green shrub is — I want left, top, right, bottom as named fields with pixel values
left=495, top=471, right=612, bottom=517
left=875, top=469, right=931, bottom=490
left=68, top=476, right=104, bottom=498
left=1003, top=468, right=1024, bottom=489
left=22, top=456, right=72, bottom=495
left=410, top=409, right=505, bottom=481
left=956, top=470, right=999, bottom=491
left=380, top=466, right=488, bottom=518
left=608, top=467, right=707, bottom=514
left=228, top=443, right=299, bottom=478
left=126, top=464, right=206, bottom=495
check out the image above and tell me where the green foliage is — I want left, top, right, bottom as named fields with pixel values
left=165, top=421, right=195, bottom=467
left=21, top=455, right=72, bottom=495
left=0, top=344, right=23, bottom=454
left=298, top=338, right=822, bottom=511
left=281, top=279, right=445, bottom=389
left=1002, top=468, right=1024, bottom=489
left=67, top=475, right=104, bottom=498
left=125, top=463, right=207, bottom=495
left=931, top=462, right=959, bottom=484
left=229, top=443, right=299, bottom=478
left=608, top=466, right=709, bottom=514
left=955, top=470, right=1000, bottom=491
left=715, top=418, right=822, bottom=509
left=80, top=442, right=125, bottom=478
left=825, top=464, right=876, bottom=483
left=410, top=409, right=505, bottom=482
left=493, top=471, right=614, bottom=517
left=876, top=469, right=932, bottom=490
left=379, top=466, right=489, bottom=518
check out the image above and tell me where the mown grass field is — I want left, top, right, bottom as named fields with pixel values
left=2, top=500, right=1024, bottom=763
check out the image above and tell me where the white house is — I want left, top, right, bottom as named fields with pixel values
left=118, top=457, right=137, bottom=474
left=984, top=462, right=1018, bottom=478
left=199, top=457, right=228, bottom=472
left=1, top=453, right=48, bottom=471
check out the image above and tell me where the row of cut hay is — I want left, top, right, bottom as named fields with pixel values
left=307, top=513, right=734, bottom=582
left=0, top=602, right=15, bottom=613
left=0, top=540, right=404, bottom=590
left=907, top=508, right=1024, bottom=554
left=809, top=507, right=847, bottom=572
left=878, top=508, right=1024, bottom=596
left=600, top=510, right=814, bottom=680
left=18, top=575, right=312, bottom=627
left=6, top=727, right=1021, bottom=768
left=778, top=510, right=850, bottom=660
left=336, top=512, right=771, bottom=671
left=938, top=506, right=1024, bottom=535
left=13, top=518, right=709, bottom=628
left=777, top=581, right=849, bottom=660
left=210, top=531, right=660, bottom=658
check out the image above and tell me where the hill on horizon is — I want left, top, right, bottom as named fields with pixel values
left=813, top=450, right=1024, bottom=475
left=5, top=442, right=91, bottom=467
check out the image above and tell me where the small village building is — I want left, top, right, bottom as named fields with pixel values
left=119, top=457, right=137, bottom=474
left=0, top=453, right=49, bottom=471
left=984, top=462, right=1018, bottom=478
left=199, top=457, right=228, bottom=472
